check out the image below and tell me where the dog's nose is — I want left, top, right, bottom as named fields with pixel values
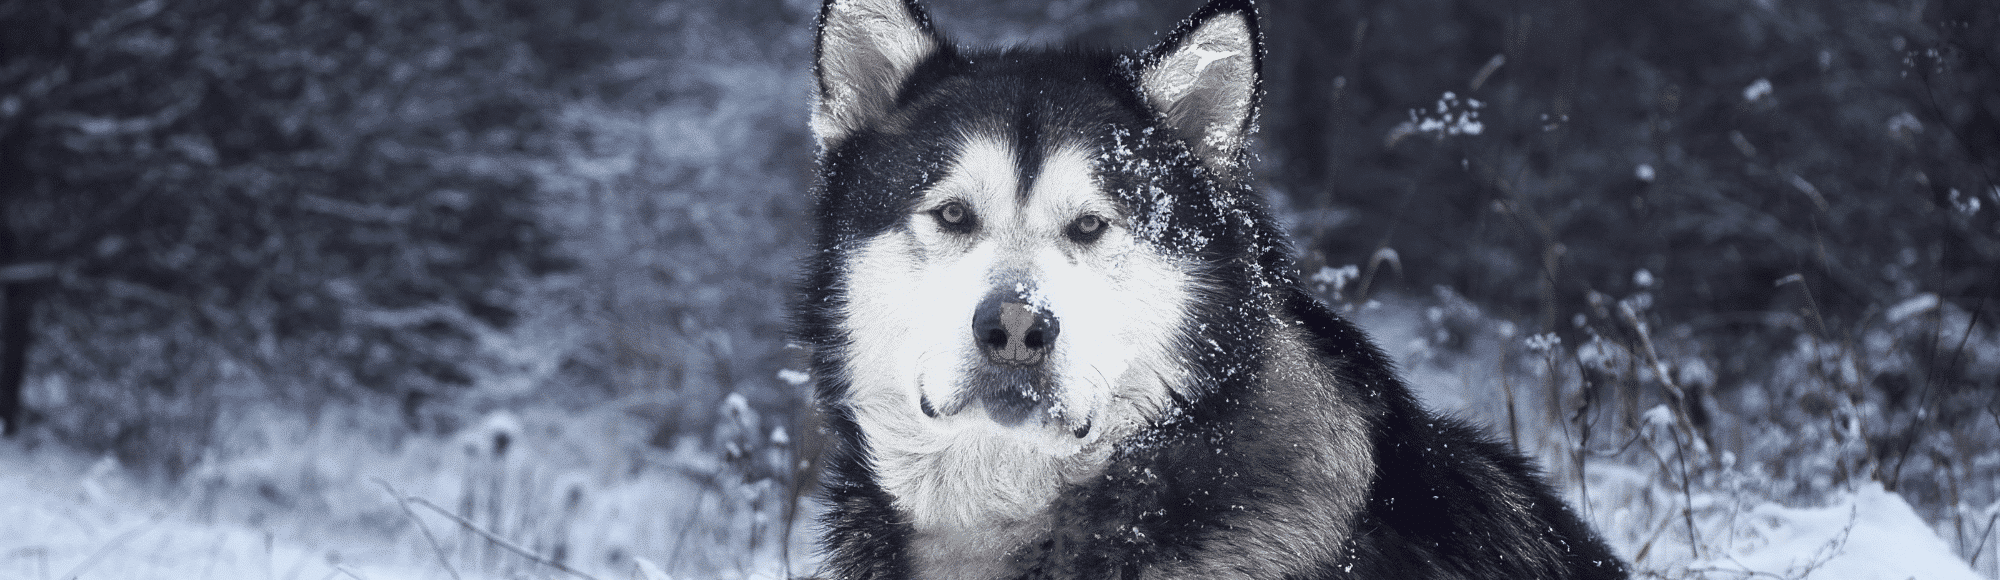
left=972, top=289, right=1059, bottom=367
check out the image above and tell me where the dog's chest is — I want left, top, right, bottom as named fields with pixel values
left=872, top=428, right=1101, bottom=579
left=907, top=511, right=1051, bottom=580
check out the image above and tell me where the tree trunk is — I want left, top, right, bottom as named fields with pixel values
left=0, top=277, right=30, bottom=437
left=0, top=132, right=34, bottom=437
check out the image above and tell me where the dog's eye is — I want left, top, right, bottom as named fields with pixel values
left=1067, top=214, right=1107, bottom=243
left=933, top=201, right=974, bottom=232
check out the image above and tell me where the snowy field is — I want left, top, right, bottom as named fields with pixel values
left=3, top=295, right=1989, bottom=580
left=0, top=408, right=817, bottom=580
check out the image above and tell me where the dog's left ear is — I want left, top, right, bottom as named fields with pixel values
left=1137, top=0, right=1261, bottom=174
left=813, top=0, right=941, bottom=151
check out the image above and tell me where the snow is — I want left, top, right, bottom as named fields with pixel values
left=1644, top=482, right=1985, bottom=580
left=1347, top=294, right=1991, bottom=580
left=1409, top=91, right=1486, bottom=136
left=1634, top=268, right=1656, bottom=288
left=1310, top=265, right=1361, bottom=300
left=1744, top=77, right=1774, bottom=101
left=1951, top=188, right=1985, bottom=215
left=0, top=405, right=816, bottom=580
left=0, top=443, right=434, bottom=580
left=1526, top=332, right=1563, bottom=353
left=1886, top=293, right=1940, bottom=323
left=1887, top=111, right=1923, bottom=138
left=775, top=368, right=811, bottom=386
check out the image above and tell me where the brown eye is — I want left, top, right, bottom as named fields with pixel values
left=1067, top=214, right=1107, bottom=243
left=933, top=201, right=973, bottom=232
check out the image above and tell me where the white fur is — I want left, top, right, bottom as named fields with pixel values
left=839, top=134, right=1198, bottom=577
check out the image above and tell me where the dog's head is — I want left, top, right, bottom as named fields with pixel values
left=799, top=0, right=1268, bottom=525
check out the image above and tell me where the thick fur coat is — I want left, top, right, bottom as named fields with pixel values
left=793, top=0, right=1630, bottom=578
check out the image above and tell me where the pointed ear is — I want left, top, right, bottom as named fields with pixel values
left=1136, top=0, right=1261, bottom=173
left=813, top=0, right=941, bottom=150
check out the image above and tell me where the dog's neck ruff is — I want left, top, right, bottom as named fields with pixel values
left=871, top=409, right=1113, bottom=579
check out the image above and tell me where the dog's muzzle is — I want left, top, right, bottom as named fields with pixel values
left=915, top=285, right=1085, bottom=436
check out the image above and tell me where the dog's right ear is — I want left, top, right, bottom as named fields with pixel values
left=813, top=0, right=940, bottom=150
left=1136, top=0, right=1260, bottom=176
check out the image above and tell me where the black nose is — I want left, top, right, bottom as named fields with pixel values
left=972, top=289, right=1059, bottom=367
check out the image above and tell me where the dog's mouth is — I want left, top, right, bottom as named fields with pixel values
left=921, top=367, right=1092, bottom=439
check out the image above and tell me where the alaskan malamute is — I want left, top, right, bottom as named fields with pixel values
left=794, top=0, right=1628, bottom=577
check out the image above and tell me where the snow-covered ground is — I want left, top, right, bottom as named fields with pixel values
left=4, top=297, right=1988, bottom=580
left=0, top=441, right=430, bottom=580
left=0, top=403, right=816, bottom=580
left=1655, top=481, right=1983, bottom=580
left=1351, top=295, right=1993, bottom=580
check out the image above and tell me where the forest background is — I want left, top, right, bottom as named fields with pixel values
left=1, top=0, right=1995, bottom=578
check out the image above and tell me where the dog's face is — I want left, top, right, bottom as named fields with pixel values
left=804, top=0, right=1261, bottom=528
left=840, top=132, right=1189, bottom=443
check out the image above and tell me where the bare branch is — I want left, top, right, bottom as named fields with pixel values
left=405, top=495, right=604, bottom=580
left=58, top=510, right=167, bottom=580
left=372, top=479, right=462, bottom=580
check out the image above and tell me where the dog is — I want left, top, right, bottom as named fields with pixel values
left=793, top=0, right=1629, bottom=577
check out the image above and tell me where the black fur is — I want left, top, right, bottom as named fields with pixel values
left=796, top=0, right=1629, bottom=578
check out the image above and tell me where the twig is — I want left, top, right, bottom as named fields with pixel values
left=1583, top=429, right=1647, bottom=458
left=1671, top=418, right=1699, bottom=559
left=59, top=510, right=167, bottom=580
left=1683, top=564, right=1793, bottom=580
left=1970, top=508, right=2000, bottom=569
left=670, top=467, right=723, bottom=569
left=333, top=564, right=370, bottom=580
left=1502, top=369, right=1521, bottom=450
left=634, top=557, right=673, bottom=580
left=1630, top=514, right=1670, bottom=565
left=406, top=495, right=605, bottom=580
left=1775, top=273, right=1830, bottom=340
left=1888, top=299, right=1984, bottom=486
left=1545, top=351, right=1574, bottom=469
left=1571, top=364, right=1592, bottom=523
left=1780, top=505, right=1857, bottom=580
left=372, top=479, right=462, bottom=580
left=1633, top=401, right=1701, bottom=561
left=1618, top=301, right=1711, bottom=455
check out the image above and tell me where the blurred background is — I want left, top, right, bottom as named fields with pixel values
left=1, top=0, right=1995, bottom=578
